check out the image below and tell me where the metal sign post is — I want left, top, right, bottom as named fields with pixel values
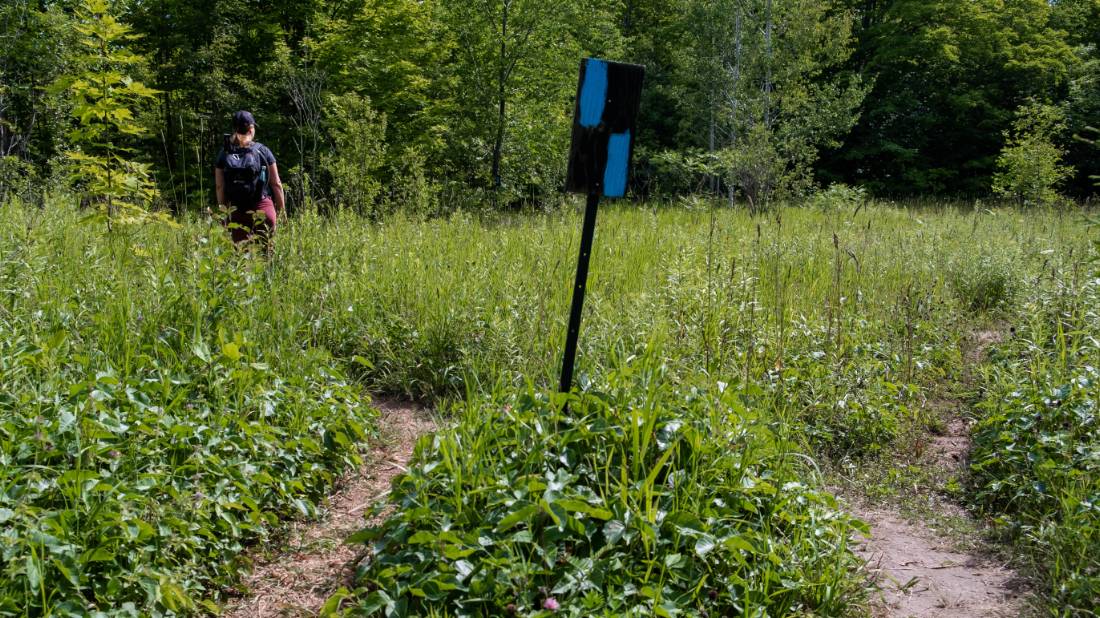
left=559, top=58, right=644, bottom=393
left=558, top=190, right=601, bottom=393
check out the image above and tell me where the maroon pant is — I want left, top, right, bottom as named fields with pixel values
left=226, top=197, right=277, bottom=244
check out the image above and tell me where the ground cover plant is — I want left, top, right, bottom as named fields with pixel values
left=341, top=352, right=864, bottom=617
left=0, top=196, right=1092, bottom=615
left=0, top=203, right=376, bottom=615
left=969, top=251, right=1100, bottom=614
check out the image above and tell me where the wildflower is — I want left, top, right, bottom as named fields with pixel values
left=542, top=597, right=560, bottom=611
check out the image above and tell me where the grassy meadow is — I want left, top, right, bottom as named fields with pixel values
left=0, top=197, right=1095, bottom=615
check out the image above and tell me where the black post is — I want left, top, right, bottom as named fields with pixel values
left=559, top=191, right=601, bottom=393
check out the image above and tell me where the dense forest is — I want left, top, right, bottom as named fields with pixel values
left=2, top=0, right=1099, bottom=213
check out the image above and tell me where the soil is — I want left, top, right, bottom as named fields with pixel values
left=222, top=399, right=437, bottom=617
left=848, top=327, right=1030, bottom=618
left=852, top=507, right=1025, bottom=618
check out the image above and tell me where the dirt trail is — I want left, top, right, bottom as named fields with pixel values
left=849, top=329, right=1028, bottom=618
left=223, top=399, right=436, bottom=617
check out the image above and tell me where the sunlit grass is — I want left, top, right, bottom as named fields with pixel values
left=0, top=196, right=1091, bottom=615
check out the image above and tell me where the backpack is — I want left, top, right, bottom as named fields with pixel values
left=223, top=144, right=267, bottom=206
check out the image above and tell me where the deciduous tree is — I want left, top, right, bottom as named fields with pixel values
left=54, top=0, right=164, bottom=228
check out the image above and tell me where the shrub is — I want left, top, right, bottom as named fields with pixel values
left=386, top=146, right=439, bottom=218
left=969, top=277, right=1100, bottom=613
left=992, top=103, right=1073, bottom=207
left=320, top=93, right=387, bottom=217
left=948, top=254, right=1016, bottom=312
left=52, top=0, right=164, bottom=229
left=0, top=156, right=38, bottom=205
left=808, top=183, right=867, bottom=212
left=0, top=213, right=377, bottom=615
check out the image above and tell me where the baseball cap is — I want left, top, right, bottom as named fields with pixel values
left=233, top=110, right=257, bottom=133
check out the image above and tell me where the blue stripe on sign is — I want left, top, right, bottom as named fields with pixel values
left=603, top=130, right=631, bottom=197
left=578, top=59, right=608, bottom=128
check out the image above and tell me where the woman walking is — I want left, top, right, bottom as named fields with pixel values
left=213, top=111, right=285, bottom=250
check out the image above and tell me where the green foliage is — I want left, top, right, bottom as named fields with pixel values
left=8, top=0, right=1100, bottom=205
left=53, top=0, right=163, bottom=227
left=826, top=0, right=1078, bottom=195
left=948, top=253, right=1017, bottom=313
left=440, top=0, right=623, bottom=198
left=969, top=273, right=1100, bottom=613
left=0, top=1, right=73, bottom=166
left=319, top=93, right=387, bottom=216
left=346, top=354, right=863, bottom=617
left=808, top=183, right=868, bottom=212
left=386, top=147, right=441, bottom=217
left=992, top=103, right=1074, bottom=206
left=0, top=199, right=1091, bottom=615
left=1055, top=0, right=1100, bottom=195
left=308, top=0, right=452, bottom=171
left=0, top=204, right=376, bottom=615
left=0, top=155, right=37, bottom=204
left=1077, top=125, right=1100, bottom=190
left=672, top=0, right=867, bottom=206
left=783, top=340, right=911, bottom=458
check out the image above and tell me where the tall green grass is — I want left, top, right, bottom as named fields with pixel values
left=0, top=201, right=375, bottom=615
left=266, top=202, right=1080, bottom=397
left=970, top=249, right=1100, bottom=615
left=0, top=196, right=1090, bottom=615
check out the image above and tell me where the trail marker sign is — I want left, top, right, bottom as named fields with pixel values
left=566, top=59, right=645, bottom=198
left=559, top=58, right=644, bottom=394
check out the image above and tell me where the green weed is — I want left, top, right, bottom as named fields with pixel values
left=969, top=268, right=1100, bottom=614
left=345, top=351, right=864, bottom=617
left=0, top=197, right=1090, bottom=615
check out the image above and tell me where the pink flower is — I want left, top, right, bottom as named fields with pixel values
left=542, top=597, right=560, bottom=611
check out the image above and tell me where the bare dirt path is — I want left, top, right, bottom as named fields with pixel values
left=848, top=328, right=1028, bottom=617
left=223, top=399, right=436, bottom=617
left=852, top=505, right=1024, bottom=617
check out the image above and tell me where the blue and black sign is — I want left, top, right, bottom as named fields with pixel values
left=566, top=58, right=645, bottom=198
left=559, top=58, right=644, bottom=395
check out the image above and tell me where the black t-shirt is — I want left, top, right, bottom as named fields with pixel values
left=215, top=142, right=276, bottom=198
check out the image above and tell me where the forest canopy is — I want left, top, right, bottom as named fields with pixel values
left=2, top=0, right=1098, bottom=211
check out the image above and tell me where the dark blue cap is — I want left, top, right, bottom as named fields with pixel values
left=233, top=110, right=257, bottom=133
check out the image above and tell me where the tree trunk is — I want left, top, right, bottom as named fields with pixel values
left=763, top=0, right=774, bottom=129
left=490, top=0, right=509, bottom=190
left=729, top=7, right=743, bottom=208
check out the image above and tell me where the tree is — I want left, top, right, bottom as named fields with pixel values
left=0, top=1, right=74, bottom=199
left=54, top=0, right=163, bottom=228
left=127, top=0, right=306, bottom=209
left=1053, top=0, right=1100, bottom=196
left=993, top=103, right=1074, bottom=206
left=1074, top=125, right=1100, bottom=191
left=440, top=0, right=623, bottom=199
left=307, top=0, right=453, bottom=172
left=318, top=92, right=387, bottom=215
left=822, top=0, right=1077, bottom=196
left=673, top=0, right=866, bottom=208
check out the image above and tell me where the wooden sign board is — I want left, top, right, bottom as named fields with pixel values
left=566, top=58, right=645, bottom=198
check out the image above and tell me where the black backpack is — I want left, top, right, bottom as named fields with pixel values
left=223, top=144, right=267, bottom=206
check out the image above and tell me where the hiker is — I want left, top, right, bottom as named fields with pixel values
left=212, top=111, right=285, bottom=248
